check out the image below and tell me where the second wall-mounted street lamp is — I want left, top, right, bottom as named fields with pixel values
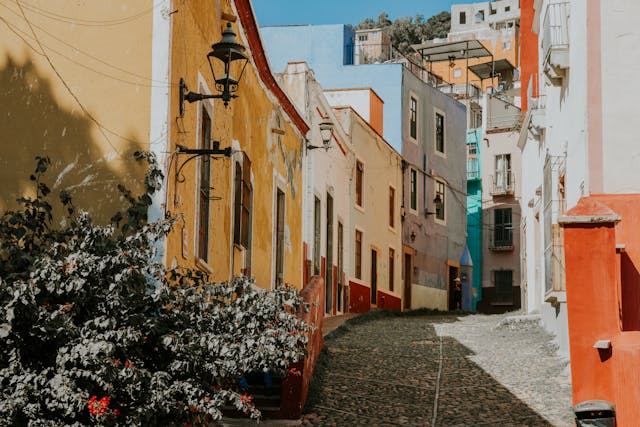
left=306, top=120, right=334, bottom=151
left=179, top=22, right=249, bottom=117
left=425, top=194, right=442, bottom=216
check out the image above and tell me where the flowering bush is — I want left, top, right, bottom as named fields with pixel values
left=0, top=155, right=311, bottom=426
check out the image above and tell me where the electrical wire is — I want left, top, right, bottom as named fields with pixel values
left=0, top=10, right=174, bottom=89
left=12, top=0, right=167, bottom=152
left=0, top=1, right=178, bottom=86
left=14, top=0, right=161, bottom=27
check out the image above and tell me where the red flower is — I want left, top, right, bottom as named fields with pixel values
left=240, top=393, right=253, bottom=403
left=87, top=395, right=110, bottom=417
left=289, top=367, right=302, bottom=377
left=124, top=360, right=134, bottom=368
left=113, top=409, right=120, bottom=416
left=113, top=359, right=120, bottom=366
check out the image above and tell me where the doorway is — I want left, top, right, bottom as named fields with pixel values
left=371, top=249, right=378, bottom=305
left=274, top=189, right=285, bottom=287
left=404, top=253, right=412, bottom=310
left=337, top=221, right=344, bottom=313
left=448, top=265, right=460, bottom=311
left=325, top=194, right=333, bottom=314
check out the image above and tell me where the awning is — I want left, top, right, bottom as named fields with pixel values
left=468, top=58, right=516, bottom=80
left=411, top=39, right=492, bottom=62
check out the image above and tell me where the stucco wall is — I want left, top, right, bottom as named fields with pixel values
left=336, top=107, right=403, bottom=309
left=0, top=0, right=154, bottom=223
left=402, top=69, right=468, bottom=310
left=278, top=62, right=355, bottom=314
left=164, top=1, right=305, bottom=290
left=600, top=1, right=640, bottom=195
left=260, top=24, right=404, bottom=152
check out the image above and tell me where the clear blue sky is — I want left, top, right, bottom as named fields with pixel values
left=253, top=0, right=469, bottom=27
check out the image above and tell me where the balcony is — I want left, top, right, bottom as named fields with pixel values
left=491, top=172, right=515, bottom=196
left=467, top=158, right=480, bottom=181
left=542, top=2, right=570, bottom=82
left=437, top=82, right=482, bottom=101
left=489, top=231, right=514, bottom=251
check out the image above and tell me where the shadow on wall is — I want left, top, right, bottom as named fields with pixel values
left=0, top=54, right=146, bottom=224
left=306, top=316, right=553, bottom=425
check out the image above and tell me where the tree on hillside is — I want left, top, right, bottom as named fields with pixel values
left=355, top=11, right=451, bottom=55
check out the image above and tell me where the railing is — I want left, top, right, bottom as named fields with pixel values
left=437, top=82, right=482, bottom=100
left=542, top=2, right=570, bottom=65
left=467, top=158, right=480, bottom=181
left=346, top=44, right=444, bottom=87
left=489, top=228, right=514, bottom=251
left=491, top=171, right=515, bottom=195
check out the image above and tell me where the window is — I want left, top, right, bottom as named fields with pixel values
left=503, top=41, right=511, bottom=51
left=435, top=112, right=445, bottom=154
left=389, top=248, right=395, bottom=292
left=313, top=196, right=321, bottom=275
left=494, top=208, right=513, bottom=248
left=233, top=153, right=252, bottom=249
left=453, top=68, right=462, bottom=78
left=475, top=10, right=485, bottom=22
left=409, top=97, right=417, bottom=140
left=490, top=6, right=497, bottom=15
left=274, top=189, right=285, bottom=286
left=410, top=169, right=417, bottom=211
left=355, top=230, right=363, bottom=279
left=389, top=186, right=395, bottom=228
left=435, top=180, right=445, bottom=222
left=197, top=107, right=212, bottom=263
left=355, top=160, right=364, bottom=207
left=494, top=270, right=513, bottom=303
left=494, top=154, right=512, bottom=193
left=358, top=34, right=368, bottom=42
left=459, top=11, right=466, bottom=25
left=505, top=5, right=511, bottom=12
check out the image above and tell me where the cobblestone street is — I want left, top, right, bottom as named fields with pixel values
left=303, top=312, right=572, bottom=426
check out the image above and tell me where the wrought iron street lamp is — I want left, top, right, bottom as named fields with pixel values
left=306, top=120, right=334, bottom=151
left=179, top=22, right=249, bottom=117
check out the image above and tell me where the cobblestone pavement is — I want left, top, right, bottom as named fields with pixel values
left=302, top=312, right=573, bottom=427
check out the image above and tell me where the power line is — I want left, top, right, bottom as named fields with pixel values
left=13, top=0, right=167, bottom=154
left=0, top=1, right=178, bottom=86
left=0, top=8, right=174, bottom=89
left=14, top=0, right=161, bottom=27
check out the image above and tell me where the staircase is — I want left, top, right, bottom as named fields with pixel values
left=222, top=372, right=284, bottom=419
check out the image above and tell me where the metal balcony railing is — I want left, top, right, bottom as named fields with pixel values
left=346, top=44, right=444, bottom=87
left=491, top=171, right=515, bottom=195
left=542, top=2, right=570, bottom=72
left=437, top=82, right=482, bottom=101
left=489, top=227, right=514, bottom=251
left=467, top=158, right=480, bottom=181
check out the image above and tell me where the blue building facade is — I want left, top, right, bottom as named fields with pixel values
left=260, top=24, right=403, bottom=152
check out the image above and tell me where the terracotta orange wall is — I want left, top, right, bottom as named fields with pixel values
left=519, top=0, right=539, bottom=111
left=428, top=33, right=519, bottom=92
left=562, top=195, right=640, bottom=424
left=369, top=89, right=384, bottom=136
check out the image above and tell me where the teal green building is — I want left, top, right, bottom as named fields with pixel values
left=466, top=128, right=483, bottom=311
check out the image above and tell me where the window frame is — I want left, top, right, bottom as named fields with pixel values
left=459, top=11, right=466, bottom=25
left=355, top=229, right=363, bottom=279
left=388, top=247, right=395, bottom=292
left=389, top=185, right=396, bottom=230
left=434, top=108, right=446, bottom=157
left=355, top=159, right=365, bottom=209
left=409, top=95, right=418, bottom=141
left=493, top=207, right=513, bottom=248
left=409, top=168, right=418, bottom=214
left=494, top=270, right=513, bottom=303
left=435, top=179, right=446, bottom=225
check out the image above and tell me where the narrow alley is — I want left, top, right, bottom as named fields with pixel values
left=303, top=313, right=572, bottom=426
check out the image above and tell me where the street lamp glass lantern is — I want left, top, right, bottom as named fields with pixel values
left=207, top=22, right=249, bottom=106
left=318, top=120, right=334, bottom=147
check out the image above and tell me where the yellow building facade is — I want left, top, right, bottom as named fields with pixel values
left=0, top=0, right=154, bottom=222
left=0, top=0, right=309, bottom=290
left=163, top=0, right=309, bottom=289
